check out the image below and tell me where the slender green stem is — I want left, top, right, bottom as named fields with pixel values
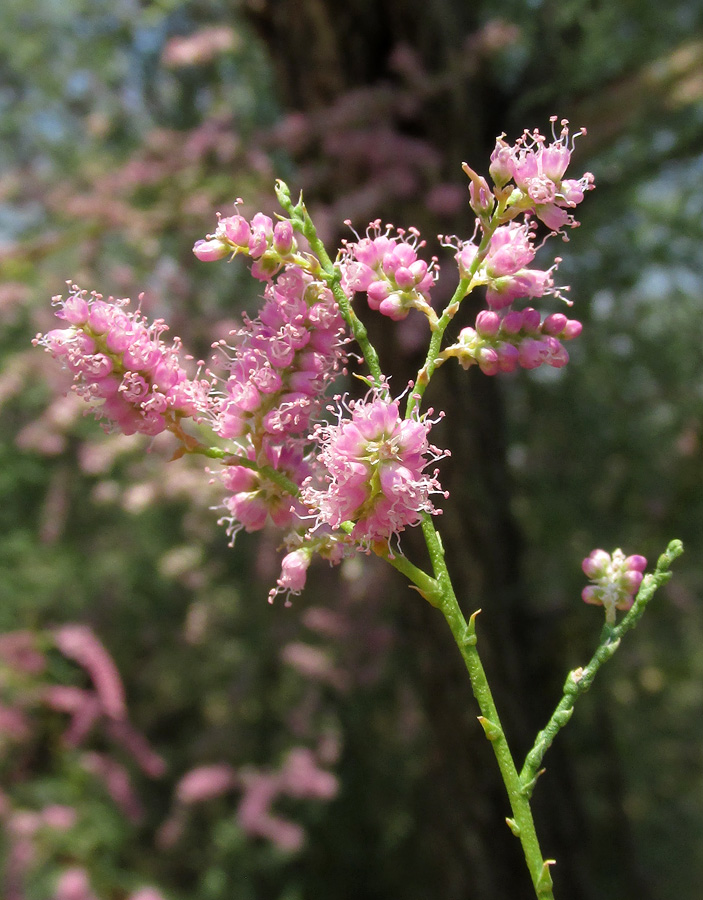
left=381, top=549, right=440, bottom=605
left=406, top=195, right=509, bottom=419
left=418, top=516, right=556, bottom=899
left=520, top=539, right=683, bottom=791
left=275, top=180, right=384, bottom=386
left=183, top=444, right=301, bottom=498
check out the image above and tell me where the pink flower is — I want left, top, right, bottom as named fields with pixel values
left=80, top=752, right=144, bottom=823
left=213, top=267, right=346, bottom=444
left=278, top=549, right=311, bottom=592
left=34, top=288, right=210, bottom=437
left=127, top=890, right=168, bottom=900
left=54, top=867, right=99, bottom=900
left=52, top=625, right=126, bottom=720
left=195, top=208, right=299, bottom=281
left=218, top=443, right=310, bottom=543
left=176, top=764, right=237, bottom=804
left=303, top=393, right=445, bottom=546
left=443, top=306, right=581, bottom=375
left=340, top=220, right=438, bottom=322
left=490, top=118, right=595, bottom=231
left=581, top=548, right=647, bottom=623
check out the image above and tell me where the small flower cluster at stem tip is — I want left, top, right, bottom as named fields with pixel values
left=440, top=117, right=594, bottom=375
left=37, top=117, right=600, bottom=605
left=581, top=549, right=648, bottom=624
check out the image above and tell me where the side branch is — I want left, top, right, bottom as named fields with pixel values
left=520, top=539, right=683, bottom=793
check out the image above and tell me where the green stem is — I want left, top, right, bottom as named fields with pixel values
left=183, top=444, right=301, bottom=498
left=521, top=539, right=683, bottom=791
left=417, top=516, right=556, bottom=899
left=275, top=180, right=384, bottom=386
left=405, top=195, right=508, bottom=419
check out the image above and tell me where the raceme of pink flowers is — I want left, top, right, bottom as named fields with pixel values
left=36, top=118, right=595, bottom=602
left=34, top=288, right=210, bottom=436
left=302, top=393, right=446, bottom=547
left=441, top=307, right=582, bottom=375
left=194, top=209, right=300, bottom=281
left=488, top=117, right=595, bottom=231
left=339, top=220, right=438, bottom=322
left=212, top=266, right=347, bottom=445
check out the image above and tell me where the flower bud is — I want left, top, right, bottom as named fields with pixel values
left=220, top=214, right=251, bottom=246
left=475, top=310, right=501, bottom=337
left=273, top=220, right=295, bottom=256
left=193, top=238, right=229, bottom=262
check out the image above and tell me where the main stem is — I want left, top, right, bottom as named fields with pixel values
left=421, top=518, right=555, bottom=900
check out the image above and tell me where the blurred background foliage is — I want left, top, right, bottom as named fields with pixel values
left=2, top=0, right=703, bottom=898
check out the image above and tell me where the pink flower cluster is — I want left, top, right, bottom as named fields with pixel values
left=212, top=266, right=347, bottom=540
left=458, top=221, right=558, bottom=311
left=218, top=443, right=309, bottom=540
left=581, top=549, right=647, bottom=623
left=161, top=749, right=337, bottom=854
left=34, top=288, right=208, bottom=436
left=489, top=117, right=595, bottom=231
left=214, top=267, right=345, bottom=443
left=442, top=119, right=594, bottom=376
left=303, top=393, right=445, bottom=547
left=340, top=220, right=437, bottom=321
left=36, top=118, right=595, bottom=603
left=194, top=209, right=298, bottom=281
left=445, top=307, right=582, bottom=374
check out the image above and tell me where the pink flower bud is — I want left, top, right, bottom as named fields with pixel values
left=582, top=549, right=610, bottom=578
left=489, top=140, right=514, bottom=187
left=61, top=295, right=90, bottom=325
left=456, top=242, right=478, bottom=277
left=501, top=310, right=524, bottom=334
left=521, top=308, right=541, bottom=332
left=477, top=347, right=500, bottom=375
left=562, top=319, right=582, bottom=340
left=497, top=342, right=519, bottom=372
left=273, top=220, right=295, bottom=255
left=626, top=554, right=647, bottom=572
left=367, top=280, right=390, bottom=310
left=542, top=313, right=567, bottom=335
left=517, top=338, right=545, bottom=369
left=409, top=259, right=428, bottom=283
left=193, top=238, right=229, bottom=261
left=475, top=310, right=501, bottom=337
left=622, top=570, right=644, bottom=594
left=279, top=549, right=311, bottom=593
left=378, top=293, right=409, bottom=320
left=394, top=266, right=416, bottom=290
left=393, top=242, right=418, bottom=268
left=220, top=214, right=251, bottom=246
left=581, top=585, right=601, bottom=605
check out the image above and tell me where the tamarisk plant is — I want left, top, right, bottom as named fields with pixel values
left=35, top=118, right=682, bottom=900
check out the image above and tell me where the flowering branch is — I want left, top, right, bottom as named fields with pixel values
left=520, top=539, right=684, bottom=794
left=34, top=117, right=679, bottom=900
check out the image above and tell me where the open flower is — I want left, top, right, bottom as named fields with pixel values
left=489, top=118, right=595, bottom=231
left=303, top=392, right=446, bottom=546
